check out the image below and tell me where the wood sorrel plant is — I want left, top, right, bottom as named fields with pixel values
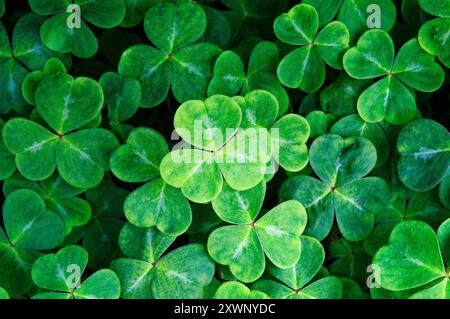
left=0, top=0, right=449, bottom=300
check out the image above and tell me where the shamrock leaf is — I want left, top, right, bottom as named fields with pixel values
left=118, top=2, right=221, bottom=107
left=343, top=30, right=445, bottom=125
left=418, top=0, right=450, bottom=17
left=330, top=114, right=390, bottom=167
left=121, top=0, right=162, bottom=28
left=21, top=57, right=67, bottom=106
left=35, top=73, right=104, bottom=134
left=31, top=245, right=121, bottom=299
left=160, top=94, right=272, bottom=203
left=211, top=181, right=266, bottom=224
left=214, top=281, right=269, bottom=299
left=271, top=114, right=310, bottom=172
left=364, top=190, right=450, bottom=256
left=29, top=0, right=126, bottom=58
left=208, top=41, right=289, bottom=116
left=304, top=0, right=397, bottom=40
left=196, top=3, right=232, bottom=48
left=2, top=189, right=66, bottom=249
left=0, top=13, right=70, bottom=113
left=208, top=200, right=307, bottom=282
left=3, top=172, right=91, bottom=234
left=111, top=223, right=215, bottom=299
left=235, top=90, right=310, bottom=172
left=111, top=127, right=192, bottom=236
left=438, top=219, right=450, bottom=265
left=397, top=119, right=450, bottom=191
left=169, top=0, right=232, bottom=48
left=305, top=111, right=336, bottom=139
left=417, top=0, right=450, bottom=67
left=374, top=220, right=450, bottom=298
left=319, top=73, right=371, bottom=117
left=99, top=72, right=141, bottom=126
left=0, top=119, right=15, bottom=180
left=3, top=73, right=119, bottom=188
left=111, top=127, right=168, bottom=182
left=280, top=134, right=390, bottom=241
left=124, top=179, right=192, bottom=236
left=418, top=17, right=450, bottom=68
left=275, top=4, right=350, bottom=93
left=252, top=236, right=343, bottom=298
left=0, top=189, right=65, bottom=296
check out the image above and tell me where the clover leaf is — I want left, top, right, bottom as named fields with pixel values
left=374, top=220, right=450, bottom=298
left=29, top=0, right=126, bottom=58
left=304, top=0, right=397, bottom=40
left=280, top=134, right=390, bottom=241
left=275, top=4, right=350, bottom=93
left=343, top=30, right=445, bottom=125
left=252, top=236, right=343, bottom=299
left=111, top=223, right=215, bottom=299
left=31, top=245, right=121, bottom=299
left=99, top=72, right=141, bottom=127
left=418, top=0, right=450, bottom=17
left=0, top=189, right=66, bottom=296
left=123, top=178, right=192, bottom=236
left=160, top=94, right=272, bottom=203
left=3, top=73, right=119, bottom=188
left=111, top=127, right=192, bottom=236
left=0, top=0, right=4, bottom=17
left=118, top=2, right=221, bottom=107
left=364, top=190, right=450, bottom=256
left=330, top=114, right=390, bottom=167
left=214, top=281, right=269, bottom=299
left=196, top=3, right=232, bottom=48
left=0, top=13, right=70, bottom=113
left=3, top=172, right=91, bottom=234
left=438, top=219, right=450, bottom=266
left=418, top=23, right=450, bottom=67
left=305, top=110, right=336, bottom=140
left=21, top=57, right=67, bottom=106
left=110, top=127, right=168, bottom=183
left=418, top=0, right=450, bottom=67
left=319, top=73, right=370, bottom=117
left=0, top=119, right=15, bottom=180
left=208, top=199, right=307, bottom=282
left=121, top=0, right=162, bottom=28
left=397, top=119, right=450, bottom=192
left=208, top=41, right=289, bottom=116
left=235, top=90, right=310, bottom=172
left=169, top=0, right=232, bottom=48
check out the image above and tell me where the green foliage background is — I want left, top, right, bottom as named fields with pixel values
left=0, top=0, right=449, bottom=299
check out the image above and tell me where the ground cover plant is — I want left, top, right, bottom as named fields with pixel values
left=0, top=0, right=449, bottom=300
